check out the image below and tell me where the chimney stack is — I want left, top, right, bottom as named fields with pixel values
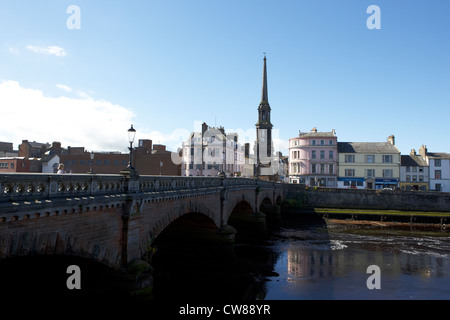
left=387, top=135, right=395, bottom=145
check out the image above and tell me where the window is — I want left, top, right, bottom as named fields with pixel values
left=345, top=154, right=355, bottom=163
left=419, top=167, right=423, bottom=172
left=329, top=140, right=333, bottom=146
left=345, top=169, right=355, bottom=177
left=329, top=150, right=334, bottom=159
left=96, top=160, right=102, bottom=165
left=412, top=166, right=417, bottom=172
left=320, top=164, right=325, bottom=174
left=382, top=155, right=393, bottom=163
left=311, top=150, right=316, bottom=159
left=383, top=169, right=393, bottom=178
left=189, top=163, right=193, bottom=169
left=406, top=175, right=411, bottom=181
left=367, top=169, right=375, bottom=177
left=329, top=164, right=334, bottom=174
left=190, top=147, right=194, bottom=155
left=406, top=166, right=410, bottom=172
left=435, top=170, right=442, bottom=179
left=10, top=163, right=14, bottom=169
left=412, top=175, right=417, bottom=182
left=435, top=159, right=441, bottom=167
left=311, top=164, right=317, bottom=173
left=320, top=140, right=324, bottom=146
left=419, top=175, right=424, bottom=182
left=320, top=150, right=325, bottom=159
left=312, top=140, right=316, bottom=146
left=366, top=155, right=375, bottom=163
left=436, top=184, right=442, bottom=191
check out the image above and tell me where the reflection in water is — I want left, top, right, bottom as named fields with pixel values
left=152, top=212, right=450, bottom=300
left=265, top=219, right=450, bottom=300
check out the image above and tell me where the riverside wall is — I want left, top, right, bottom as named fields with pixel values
left=284, top=185, right=450, bottom=212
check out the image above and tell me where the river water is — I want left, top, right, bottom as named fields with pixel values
left=261, top=216, right=450, bottom=300
left=152, top=214, right=450, bottom=301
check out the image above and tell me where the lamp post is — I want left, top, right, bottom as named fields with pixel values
left=127, top=124, right=136, bottom=170
left=89, top=151, right=94, bottom=173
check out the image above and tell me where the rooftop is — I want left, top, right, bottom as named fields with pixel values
left=338, top=142, right=400, bottom=154
left=427, top=152, right=450, bottom=159
left=401, top=154, right=428, bottom=167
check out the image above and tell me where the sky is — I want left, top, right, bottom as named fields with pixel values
left=0, top=0, right=449, bottom=156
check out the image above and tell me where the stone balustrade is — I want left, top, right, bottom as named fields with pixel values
left=0, top=173, right=277, bottom=205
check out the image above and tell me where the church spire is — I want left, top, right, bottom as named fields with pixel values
left=261, top=55, right=268, bottom=103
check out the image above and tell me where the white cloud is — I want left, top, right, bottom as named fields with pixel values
left=8, top=46, right=20, bottom=55
left=0, top=80, right=135, bottom=152
left=56, top=84, right=72, bottom=92
left=26, top=45, right=67, bottom=57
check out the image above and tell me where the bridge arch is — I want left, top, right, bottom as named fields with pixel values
left=259, top=197, right=273, bottom=212
left=151, top=212, right=220, bottom=247
left=0, top=205, right=125, bottom=269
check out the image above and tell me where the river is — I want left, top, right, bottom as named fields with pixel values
left=152, top=213, right=450, bottom=300
left=262, top=216, right=450, bottom=300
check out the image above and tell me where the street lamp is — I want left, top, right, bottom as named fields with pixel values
left=127, top=124, right=136, bottom=170
left=89, top=151, right=94, bottom=173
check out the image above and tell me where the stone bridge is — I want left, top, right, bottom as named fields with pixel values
left=0, top=173, right=284, bottom=270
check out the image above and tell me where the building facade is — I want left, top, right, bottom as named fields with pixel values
left=400, top=149, right=429, bottom=191
left=419, top=145, right=450, bottom=192
left=60, top=139, right=180, bottom=175
left=181, top=122, right=245, bottom=177
left=0, top=157, right=42, bottom=173
left=337, top=135, right=401, bottom=189
left=289, top=128, right=338, bottom=187
left=18, top=140, right=50, bottom=158
left=0, top=142, right=17, bottom=157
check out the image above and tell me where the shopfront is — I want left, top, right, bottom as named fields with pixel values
left=375, top=178, right=398, bottom=189
left=337, top=177, right=365, bottom=189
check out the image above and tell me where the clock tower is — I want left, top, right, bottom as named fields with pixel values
left=255, top=55, right=273, bottom=176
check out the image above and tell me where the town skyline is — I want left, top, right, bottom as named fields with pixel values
left=1, top=1, right=450, bottom=156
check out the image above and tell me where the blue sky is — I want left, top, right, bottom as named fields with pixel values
left=1, top=0, right=449, bottom=155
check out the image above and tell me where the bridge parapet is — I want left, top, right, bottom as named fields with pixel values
left=0, top=173, right=127, bottom=203
left=0, top=173, right=279, bottom=205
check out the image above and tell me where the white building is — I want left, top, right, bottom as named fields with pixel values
left=41, top=153, right=60, bottom=173
left=181, top=122, right=245, bottom=177
left=419, top=145, right=450, bottom=192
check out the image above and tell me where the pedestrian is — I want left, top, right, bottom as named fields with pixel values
left=57, top=163, right=66, bottom=174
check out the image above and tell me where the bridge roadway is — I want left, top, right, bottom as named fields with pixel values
left=0, top=173, right=284, bottom=269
